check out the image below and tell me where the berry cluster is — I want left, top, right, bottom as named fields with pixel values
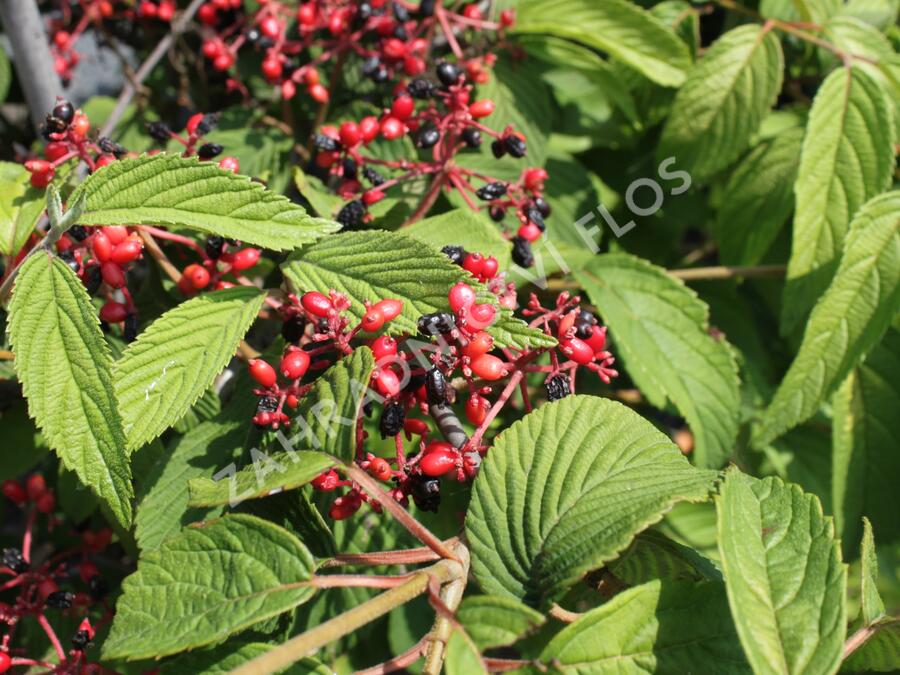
left=146, top=111, right=240, bottom=172
left=0, top=475, right=111, bottom=672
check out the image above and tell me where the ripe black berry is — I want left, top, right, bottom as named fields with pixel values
left=379, top=402, right=405, bottom=437
left=441, top=244, right=466, bottom=265
left=418, top=312, right=456, bottom=337
left=407, top=77, right=436, bottom=99
left=147, top=121, right=172, bottom=143
left=357, top=3, right=373, bottom=21
left=205, top=235, right=225, bottom=259
left=415, top=126, right=440, bottom=149
left=98, top=137, right=127, bottom=157
left=71, top=629, right=91, bottom=651
left=44, top=115, right=68, bottom=135
left=69, top=225, right=88, bottom=241
left=363, top=400, right=374, bottom=417
left=197, top=142, right=224, bottom=160
left=363, top=166, right=385, bottom=186
left=195, top=113, right=220, bottom=135
left=533, top=196, right=551, bottom=218
left=88, top=574, right=108, bottom=599
left=545, top=375, right=570, bottom=401
left=436, top=61, right=460, bottom=87
left=408, top=475, right=440, bottom=512
left=84, top=266, right=102, bottom=295
left=361, top=56, right=381, bottom=77
left=2, top=548, right=27, bottom=574
left=337, top=200, right=366, bottom=228
left=281, top=316, right=307, bottom=343
left=313, top=134, right=340, bottom=152
left=574, top=310, right=597, bottom=339
left=512, top=236, right=534, bottom=268
left=392, top=1, right=410, bottom=22
left=419, top=0, right=435, bottom=16
left=58, top=250, right=79, bottom=274
left=46, top=591, right=75, bottom=609
left=52, top=99, right=74, bottom=124
left=425, top=368, right=447, bottom=405
left=476, top=182, right=507, bottom=201
left=462, top=128, right=481, bottom=148
left=491, top=139, right=506, bottom=158
left=527, top=206, right=546, bottom=231
left=124, top=314, right=139, bottom=343
left=505, top=135, right=527, bottom=158
left=342, top=157, right=358, bottom=180
left=489, top=205, right=505, bottom=222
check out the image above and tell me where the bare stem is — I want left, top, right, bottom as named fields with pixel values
left=320, top=541, right=454, bottom=568
left=422, top=544, right=470, bottom=675
left=356, top=636, right=430, bottom=675
left=668, top=264, right=786, bottom=281
left=844, top=620, right=897, bottom=659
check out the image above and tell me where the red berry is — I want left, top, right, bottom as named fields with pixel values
left=370, top=335, right=398, bottom=360
left=469, top=99, right=495, bottom=119
left=297, top=2, right=316, bottom=24
left=363, top=189, right=386, bottom=205
left=309, top=83, right=330, bottom=103
left=95, top=153, right=116, bottom=169
left=101, top=262, right=127, bottom=288
left=312, top=469, right=340, bottom=491
left=213, top=52, right=234, bottom=71
left=91, top=232, right=112, bottom=262
left=518, top=222, right=542, bottom=242
left=448, top=282, right=476, bottom=313
left=419, top=442, right=458, bottom=477
left=470, top=354, right=506, bottom=380
left=557, top=310, right=577, bottom=339
left=0, top=652, right=11, bottom=673
left=1, top=480, right=26, bottom=506
left=361, top=307, right=385, bottom=332
left=328, top=12, right=346, bottom=35
left=110, top=239, right=142, bottom=265
left=339, top=121, right=362, bottom=147
left=329, top=491, right=362, bottom=519
left=500, top=8, right=516, bottom=26
left=467, top=303, right=496, bottom=330
left=103, top=226, right=128, bottom=245
left=560, top=337, right=595, bottom=365
left=380, top=117, right=404, bottom=140
left=383, top=38, right=407, bottom=60
left=462, top=253, right=485, bottom=277
left=202, top=39, right=221, bottom=59
left=373, top=368, right=401, bottom=397
left=404, top=55, right=426, bottom=76
left=462, top=4, right=482, bottom=20
left=262, top=57, right=283, bottom=81
left=158, top=1, right=174, bottom=21
left=360, top=116, right=380, bottom=143
left=524, top=167, right=549, bottom=192
left=99, top=301, right=129, bottom=323
left=218, top=156, right=240, bottom=172
left=198, top=3, right=217, bottom=24
left=69, top=112, right=89, bottom=139
left=280, top=348, right=311, bottom=380
left=259, top=15, right=280, bottom=38
left=480, top=256, right=499, bottom=280
left=45, top=142, right=69, bottom=162
left=404, top=418, right=429, bottom=436
left=465, top=394, right=489, bottom=425
left=374, top=299, right=403, bottom=321
left=316, top=150, right=340, bottom=168
left=29, top=169, right=54, bottom=188
left=281, top=80, right=297, bottom=100
left=368, top=457, right=392, bottom=481
left=302, top=68, right=320, bottom=86
left=186, top=113, right=205, bottom=136
left=36, top=491, right=55, bottom=513
left=231, top=247, right=260, bottom=271
left=586, top=325, right=608, bottom=354
left=391, top=95, right=415, bottom=120
left=248, top=359, right=277, bottom=388
left=79, top=561, right=99, bottom=584
left=182, top=263, right=210, bottom=290
left=301, top=291, right=332, bottom=317
left=26, top=474, right=46, bottom=500
left=463, top=330, right=493, bottom=358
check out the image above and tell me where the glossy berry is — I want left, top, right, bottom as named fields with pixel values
left=481, top=256, right=499, bottom=279
left=361, top=307, right=385, bottom=332
left=518, top=222, right=542, bottom=242
left=360, top=116, right=381, bottom=143
left=586, top=325, right=608, bottom=354
left=424, top=368, right=447, bottom=405
left=476, top=181, right=507, bottom=201
left=560, top=337, right=594, bottom=365
left=415, top=126, right=440, bottom=149
left=470, top=354, right=506, bottom=380
left=99, top=301, right=129, bottom=323
left=436, top=61, right=460, bottom=87
left=420, top=442, right=458, bottom=477
left=339, top=121, right=362, bottom=147
left=467, top=303, right=497, bottom=330
left=380, top=401, right=406, bottom=437
left=110, top=239, right=142, bottom=265
left=533, top=196, right=552, bottom=218
left=302, top=291, right=333, bottom=317
left=373, top=368, right=401, bottom=397
left=511, top=236, right=534, bottom=268
left=198, top=142, right=224, bottom=160
left=505, top=134, right=527, bottom=158
left=312, top=469, right=341, bottom=491
left=249, top=359, right=277, bottom=388
left=408, top=475, right=440, bottom=512
left=281, top=316, right=306, bottom=343
left=1, top=480, right=26, bottom=505
left=363, top=189, right=386, bottom=205
left=368, top=457, right=393, bottom=481
left=26, top=474, right=46, bottom=500
left=462, top=128, right=481, bottom=148
left=101, top=262, right=126, bottom=288
left=370, top=335, right=398, bottom=360
left=281, top=348, right=311, bottom=380
left=2, top=548, right=27, bottom=574
left=330, top=492, right=362, bottom=519
left=468, top=99, right=495, bottom=118
left=205, top=236, right=225, bottom=259
left=441, top=245, right=466, bottom=265
left=52, top=98, right=74, bottom=124
left=71, top=629, right=91, bottom=651
left=337, top=200, right=366, bottom=228
left=417, top=312, right=455, bottom=337
left=449, top=282, right=476, bottom=313
left=46, top=591, right=74, bottom=609
left=380, top=116, right=404, bottom=139
left=391, top=95, right=415, bottom=120
left=218, top=156, right=240, bottom=172
left=463, top=331, right=493, bottom=358
left=36, top=491, right=55, bottom=513
left=545, top=374, right=570, bottom=401
left=231, top=247, right=260, bottom=271
left=465, top=393, right=490, bottom=425
left=0, top=651, right=10, bottom=672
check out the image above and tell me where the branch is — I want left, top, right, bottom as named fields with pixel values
left=844, top=618, right=898, bottom=659
left=668, top=264, right=786, bottom=281
left=422, top=543, right=470, bottom=675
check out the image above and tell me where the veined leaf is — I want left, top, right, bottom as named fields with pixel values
left=0, top=48, right=10, bottom=105
left=760, top=0, right=841, bottom=23
left=839, top=0, right=899, bottom=30
left=658, top=25, right=784, bottom=181
left=755, top=192, right=900, bottom=447
left=860, top=518, right=886, bottom=625
left=538, top=580, right=750, bottom=672
left=282, top=230, right=553, bottom=350
left=575, top=254, right=741, bottom=468
left=456, top=596, right=545, bottom=651
left=444, top=629, right=487, bottom=675
left=188, top=452, right=336, bottom=507
left=610, top=530, right=722, bottom=585
left=714, top=127, right=804, bottom=265
left=513, top=0, right=691, bottom=87
left=114, top=286, right=266, bottom=450
left=832, top=321, right=900, bottom=554
left=70, top=154, right=340, bottom=251
left=782, top=66, right=894, bottom=333
left=102, top=514, right=316, bottom=660
left=405, top=209, right=512, bottom=269
left=0, top=162, right=45, bottom=256
left=8, top=253, right=133, bottom=528
left=716, top=468, right=846, bottom=675
left=161, top=642, right=329, bottom=674
left=466, top=396, right=717, bottom=607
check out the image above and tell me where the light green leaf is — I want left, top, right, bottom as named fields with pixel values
left=8, top=253, right=133, bottom=528
left=114, top=286, right=266, bottom=450
left=575, top=254, right=741, bottom=468
left=782, top=66, right=894, bottom=333
left=658, top=25, right=784, bottom=181
left=70, top=154, right=340, bottom=251
left=172, top=386, right=222, bottom=433
left=0, top=162, right=45, bottom=256
left=293, top=166, right=343, bottom=219
left=860, top=518, right=886, bottom=625
left=842, top=620, right=900, bottom=672
left=538, top=580, right=751, bottom=673
left=405, top=209, right=511, bottom=269
left=282, top=230, right=553, bottom=350
left=609, top=530, right=722, bottom=585
left=755, top=192, right=900, bottom=447
left=513, top=0, right=691, bottom=87
left=760, top=0, right=840, bottom=23
left=188, top=451, right=336, bottom=507
left=713, top=127, right=804, bottom=265
left=466, top=396, right=717, bottom=607
left=456, top=596, right=545, bottom=651
left=444, top=629, right=487, bottom=675
left=161, top=642, right=329, bottom=674
left=832, top=321, right=900, bottom=554
left=0, top=48, right=10, bottom=105
left=716, top=468, right=846, bottom=675
left=103, top=514, right=316, bottom=660
left=839, top=0, right=899, bottom=30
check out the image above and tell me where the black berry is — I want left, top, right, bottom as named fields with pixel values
left=379, top=402, right=405, bottom=437
left=363, top=166, right=385, bottom=186
left=489, top=205, right=505, bottom=222
left=415, top=126, right=440, bottom=149
left=533, top=196, right=551, bottom=218
left=342, top=157, right=358, bottom=180
left=527, top=206, right=546, bottom=231
left=504, top=135, right=527, bottom=158
left=574, top=310, right=597, bottom=339
left=407, top=77, right=436, bottom=99
left=197, top=142, right=224, bottom=160
left=52, top=99, right=74, bottom=124
left=44, top=115, right=68, bottom=135
left=511, top=236, right=534, bottom=268
left=337, top=200, right=366, bottom=228
left=124, top=314, right=139, bottom=343
left=84, top=266, right=102, bottom=295
left=147, top=121, right=172, bottom=143
left=2, top=548, right=27, bottom=574
left=491, top=139, right=506, bottom=158
left=545, top=375, right=570, bottom=401
left=71, top=629, right=91, bottom=651
left=68, top=225, right=88, bottom=242
left=98, top=137, right=127, bottom=157
left=408, top=475, right=440, bottom=512
left=418, top=312, right=456, bottom=337
left=46, top=591, right=75, bottom=609
left=476, top=182, right=507, bottom=201
left=436, top=61, right=460, bottom=87
left=425, top=367, right=447, bottom=405
left=205, top=235, right=225, bottom=259
left=195, top=113, right=220, bottom=135
left=361, top=56, right=381, bottom=77
left=281, top=316, right=307, bottom=343
left=441, top=244, right=466, bottom=265
left=313, top=134, right=340, bottom=152
left=462, top=128, right=481, bottom=148
left=58, top=250, right=79, bottom=274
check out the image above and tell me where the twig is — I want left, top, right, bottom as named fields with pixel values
left=0, top=351, right=13, bottom=361
left=668, top=264, right=786, bottom=281
left=844, top=620, right=897, bottom=659
left=320, top=541, right=454, bottom=568
left=356, top=636, right=430, bottom=675
left=484, top=657, right=538, bottom=672
left=422, top=544, right=470, bottom=675
left=548, top=603, right=582, bottom=623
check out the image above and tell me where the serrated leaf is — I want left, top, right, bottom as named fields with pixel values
left=293, top=166, right=343, bottom=218
left=161, top=642, right=329, bottom=674
left=713, top=127, right=804, bottom=265
left=188, top=451, right=336, bottom=507
left=832, top=322, right=900, bottom=554
left=843, top=621, right=900, bottom=672
left=513, top=0, right=691, bottom=87
left=755, top=192, right=900, bottom=447
left=282, top=230, right=553, bottom=350
left=658, top=25, right=784, bottom=181
left=114, top=286, right=266, bottom=450
left=716, top=468, right=846, bottom=675
left=0, top=162, right=45, bottom=256
left=466, top=396, right=717, bottom=608
left=172, top=386, right=222, bottom=433
left=609, top=530, right=722, bottom=585
left=782, top=66, right=894, bottom=333
left=456, top=596, right=545, bottom=651
left=575, top=254, right=741, bottom=468
left=860, top=518, right=886, bottom=625
left=538, top=580, right=750, bottom=673
left=405, top=209, right=511, bottom=269
left=70, top=154, right=340, bottom=251
left=103, top=514, right=316, bottom=661
left=8, top=253, right=133, bottom=528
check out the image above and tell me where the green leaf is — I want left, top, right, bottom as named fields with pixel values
left=293, top=166, right=343, bottom=219
left=0, top=162, right=45, bottom=256
left=0, top=48, right=10, bottom=105
left=538, top=580, right=751, bottom=673
left=102, top=514, right=316, bottom=661
left=456, top=596, right=545, bottom=651
left=860, top=518, right=886, bottom=625
left=609, top=530, right=722, bottom=585
left=282, top=230, right=553, bottom=350
left=114, top=286, right=266, bottom=450
left=713, top=127, right=804, bottom=265
left=755, top=192, right=900, bottom=447
left=8, top=253, right=133, bottom=528
left=832, top=321, right=900, bottom=554
left=466, top=395, right=717, bottom=607
left=782, top=66, right=894, bottom=333
left=188, top=452, right=336, bottom=507
left=658, top=25, right=784, bottom=181
left=575, top=254, right=741, bottom=468
left=839, top=0, right=899, bottom=31
left=161, top=642, right=329, bottom=674
left=716, top=468, right=846, bottom=675
left=172, top=386, right=222, bottom=433
left=444, top=629, right=487, bottom=675
left=843, top=621, right=900, bottom=672
left=760, top=0, right=840, bottom=23
left=513, top=0, right=691, bottom=87
left=70, top=154, right=340, bottom=252
left=405, top=209, right=512, bottom=269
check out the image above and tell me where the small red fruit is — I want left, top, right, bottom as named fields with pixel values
left=329, top=491, right=362, bottom=519
left=560, top=337, right=595, bottom=365
left=404, top=418, right=429, bottom=436
left=391, top=94, right=415, bottom=120
left=470, top=354, right=506, bottom=380
left=110, top=239, right=143, bottom=265
left=363, top=189, right=385, bottom=205
left=36, top=491, right=55, bottom=513
left=586, top=325, right=608, bottom=354
left=301, top=291, right=332, bottom=317
left=248, top=359, right=277, bottom=388
left=368, top=457, right=393, bottom=481
left=462, top=253, right=485, bottom=277
left=99, top=301, right=129, bottom=323
left=373, top=368, right=401, bottom=397
left=448, top=282, right=476, bottom=313
left=480, top=255, right=499, bottom=279
left=370, top=335, right=398, bottom=359
left=280, top=349, right=311, bottom=380
left=0, top=652, right=11, bottom=673
left=361, top=307, right=385, bottom=332
left=518, top=222, right=542, bottom=242
left=524, top=167, right=549, bottom=192
left=380, top=116, right=404, bottom=140
left=419, top=442, right=458, bottom=477
left=79, top=561, right=99, bottom=584
left=465, top=393, right=490, bottom=425
left=339, top=121, right=361, bottom=147
left=360, top=116, right=380, bottom=143
left=383, top=37, right=407, bottom=60
left=309, top=83, right=330, bottom=103
left=297, top=2, right=316, bottom=25
left=374, top=299, right=403, bottom=321
left=468, top=99, right=495, bottom=119
left=25, top=474, right=46, bottom=500
left=213, top=52, right=235, bottom=71
left=1, top=480, right=26, bottom=506
left=259, top=15, right=280, bottom=38
left=312, top=469, right=340, bottom=491
left=231, top=247, right=260, bottom=271
left=462, top=3, right=482, bottom=20
left=467, top=303, right=496, bottom=330
left=463, top=331, right=493, bottom=358
left=44, top=142, right=69, bottom=162
left=103, top=226, right=129, bottom=245
left=218, top=156, right=240, bottom=172
left=182, top=263, right=210, bottom=290
left=101, top=262, right=126, bottom=288
left=262, top=57, right=283, bottom=81
left=500, top=8, right=516, bottom=26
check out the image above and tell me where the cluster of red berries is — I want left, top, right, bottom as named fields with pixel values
left=145, top=111, right=240, bottom=172
left=174, top=235, right=261, bottom=296
left=0, top=475, right=110, bottom=672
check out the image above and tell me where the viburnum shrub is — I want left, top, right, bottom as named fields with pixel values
left=0, top=0, right=898, bottom=672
